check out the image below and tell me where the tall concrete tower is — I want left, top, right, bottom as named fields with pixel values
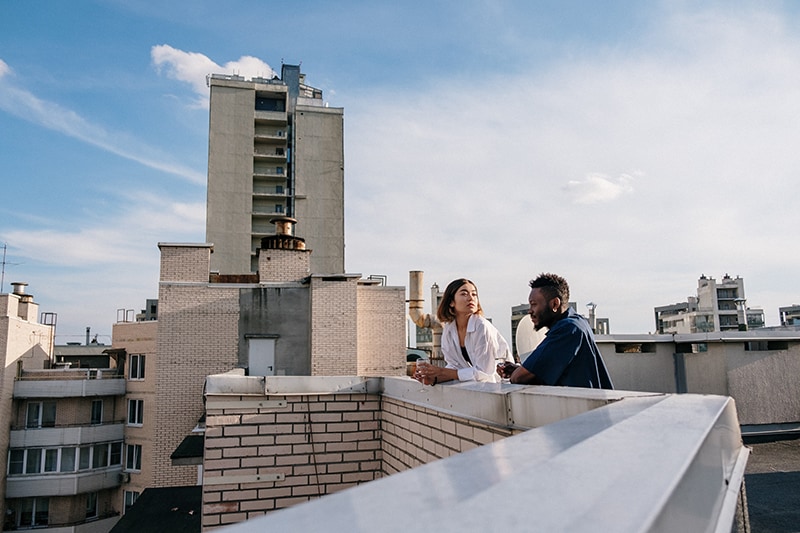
left=206, top=64, right=344, bottom=275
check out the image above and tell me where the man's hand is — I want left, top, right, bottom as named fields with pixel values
left=497, top=361, right=518, bottom=379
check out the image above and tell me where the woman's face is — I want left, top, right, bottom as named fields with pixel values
left=451, top=282, right=479, bottom=316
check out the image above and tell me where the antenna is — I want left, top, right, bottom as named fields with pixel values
left=0, top=243, right=23, bottom=294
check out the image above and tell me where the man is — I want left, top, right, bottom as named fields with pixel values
left=498, top=273, right=613, bottom=389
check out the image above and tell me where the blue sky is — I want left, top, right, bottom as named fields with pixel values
left=2, top=1, right=800, bottom=344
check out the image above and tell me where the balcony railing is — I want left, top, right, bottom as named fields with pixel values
left=14, top=369, right=125, bottom=398
left=10, top=422, right=125, bottom=448
left=6, top=466, right=123, bottom=498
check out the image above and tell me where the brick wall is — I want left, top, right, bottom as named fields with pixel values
left=380, top=396, right=515, bottom=475
left=258, top=248, right=311, bottom=282
left=202, top=393, right=382, bottom=529
left=155, top=282, right=240, bottom=488
left=158, top=243, right=213, bottom=282
left=356, top=285, right=406, bottom=377
left=310, top=277, right=358, bottom=376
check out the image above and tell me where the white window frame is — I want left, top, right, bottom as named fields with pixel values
left=26, top=401, right=57, bottom=428
left=124, top=490, right=140, bottom=514
left=125, top=444, right=142, bottom=472
left=127, top=399, right=144, bottom=426
left=129, top=354, right=146, bottom=380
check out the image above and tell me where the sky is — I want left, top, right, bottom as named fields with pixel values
left=2, top=1, right=800, bottom=345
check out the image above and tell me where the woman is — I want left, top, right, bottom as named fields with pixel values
left=415, top=278, right=512, bottom=384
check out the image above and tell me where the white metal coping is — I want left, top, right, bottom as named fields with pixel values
left=208, top=375, right=749, bottom=533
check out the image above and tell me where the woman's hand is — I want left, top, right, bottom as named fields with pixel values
left=497, top=361, right=518, bottom=379
left=414, top=361, right=436, bottom=385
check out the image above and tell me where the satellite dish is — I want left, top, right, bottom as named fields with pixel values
left=515, top=314, right=547, bottom=363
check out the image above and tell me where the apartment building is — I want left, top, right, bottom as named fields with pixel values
left=654, top=274, right=765, bottom=334
left=206, top=64, right=344, bottom=275
left=2, top=283, right=127, bottom=532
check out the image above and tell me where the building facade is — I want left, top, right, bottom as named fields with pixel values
left=2, top=283, right=127, bottom=532
left=206, top=64, right=344, bottom=275
left=654, top=274, right=765, bottom=334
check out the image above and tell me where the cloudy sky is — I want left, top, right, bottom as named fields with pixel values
left=2, top=1, right=800, bottom=344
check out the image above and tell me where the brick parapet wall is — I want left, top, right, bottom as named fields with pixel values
left=202, top=392, right=382, bottom=530
left=380, top=396, right=516, bottom=475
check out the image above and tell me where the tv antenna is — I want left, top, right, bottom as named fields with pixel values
left=1, top=243, right=23, bottom=294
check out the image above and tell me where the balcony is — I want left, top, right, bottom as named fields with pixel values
left=10, top=422, right=124, bottom=448
left=254, top=110, right=287, bottom=124
left=33, top=514, right=120, bottom=533
left=253, top=149, right=286, bottom=162
left=14, top=368, right=125, bottom=398
left=6, top=466, right=123, bottom=498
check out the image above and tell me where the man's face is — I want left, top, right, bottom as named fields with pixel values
left=528, top=287, right=559, bottom=330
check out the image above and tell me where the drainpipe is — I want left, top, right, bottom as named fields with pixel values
left=408, top=271, right=443, bottom=365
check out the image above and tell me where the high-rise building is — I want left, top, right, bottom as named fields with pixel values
left=206, top=64, right=344, bottom=275
left=654, top=274, right=765, bottom=333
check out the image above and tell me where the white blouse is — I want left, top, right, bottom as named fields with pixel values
left=441, top=314, right=513, bottom=382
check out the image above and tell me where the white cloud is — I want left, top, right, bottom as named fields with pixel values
left=0, top=59, right=10, bottom=78
left=341, top=4, right=800, bottom=338
left=151, top=45, right=277, bottom=108
left=0, top=67, right=205, bottom=184
left=564, top=173, right=636, bottom=205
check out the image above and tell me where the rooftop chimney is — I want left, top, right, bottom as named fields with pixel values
left=260, top=216, right=306, bottom=251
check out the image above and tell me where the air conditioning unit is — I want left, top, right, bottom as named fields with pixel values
left=118, top=472, right=130, bottom=484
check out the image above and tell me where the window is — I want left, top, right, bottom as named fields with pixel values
left=274, top=204, right=284, bottom=214
left=92, top=443, right=109, bottom=469
left=25, top=449, right=42, bottom=474
left=79, top=446, right=92, bottom=470
left=126, top=444, right=142, bottom=472
left=129, top=354, right=146, bottom=380
left=9, top=449, right=24, bottom=475
left=86, top=492, right=98, bottom=519
left=276, top=166, right=284, bottom=175
left=44, top=449, right=58, bottom=472
left=124, top=491, right=140, bottom=514
left=91, top=399, right=103, bottom=425
left=110, top=442, right=122, bottom=466
left=127, top=399, right=144, bottom=426
left=17, top=497, right=49, bottom=527
left=26, top=401, right=57, bottom=428
left=60, top=448, right=76, bottom=472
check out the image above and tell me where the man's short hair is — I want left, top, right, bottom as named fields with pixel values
left=529, top=273, right=570, bottom=309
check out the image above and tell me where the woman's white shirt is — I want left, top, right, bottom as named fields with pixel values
left=441, top=314, right=513, bottom=383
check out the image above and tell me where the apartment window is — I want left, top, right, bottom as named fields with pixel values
left=44, top=449, right=59, bottom=472
left=26, top=401, right=57, bottom=428
left=60, top=447, right=76, bottom=472
left=92, top=443, right=109, bottom=468
left=129, top=354, right=146, bottom=380
left=127, top=399, right=144, bottom=426
left=86, top=492, right=98, bottom=519
left=25, top=449, right=42, bottom=474
left=17, top=497, right=49, bottom=527
left=276, top=166, right=284, bottom=175
left=276, top=185, right=284, bottom=194
left=8, top=449, right=24, bottom=475
left=79, top=446, right=92, bottom=470
left=91, top=399, right=103, bottom=425
left=124, top=491, right=140, bottom=514
left=110, top=442, right=122, bottom=466
left=274, top=204, right=284, bottom=214
left=126, top=444, right=142, bottom=472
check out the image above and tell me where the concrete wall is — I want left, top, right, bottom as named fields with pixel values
left=207, top=83, right=259, bottom=275
left=597, top=333, right=800, bottom=426
left=292, top=106, right=345, bottom=275
left=238, top=287, right=310, bottom=375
